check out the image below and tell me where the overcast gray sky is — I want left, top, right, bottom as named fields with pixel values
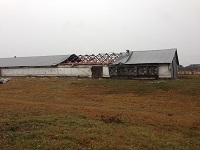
left=0, top=0, right=200, bottom=66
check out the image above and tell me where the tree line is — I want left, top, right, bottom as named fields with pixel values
left=179, top=64, right=200, bottom=72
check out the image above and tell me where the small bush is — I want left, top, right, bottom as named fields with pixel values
left=100, top=113, right=123, bottom=124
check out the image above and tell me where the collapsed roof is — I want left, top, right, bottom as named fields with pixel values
left=78, top=53, right=120, bottom=65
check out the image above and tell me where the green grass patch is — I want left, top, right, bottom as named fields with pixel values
left=0, top=114, right=196, bottom=149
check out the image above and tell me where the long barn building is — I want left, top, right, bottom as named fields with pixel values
left=0, top=54, right=114, bottom=78
left=0, top=49, right=179, bottom=79
left=0, top=54, right=93, bottom=77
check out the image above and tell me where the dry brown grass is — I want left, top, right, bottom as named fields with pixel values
left=0, top=76, right=200, bottom=149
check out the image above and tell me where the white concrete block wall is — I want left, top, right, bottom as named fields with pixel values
left=1, top=67, right=92, bottom=77
left=158, top=64, right=172, bottom=78
left=103, top=66, right=110, bottom=77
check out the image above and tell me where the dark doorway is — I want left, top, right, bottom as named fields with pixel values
left=91, top=66, right=103, bottom=78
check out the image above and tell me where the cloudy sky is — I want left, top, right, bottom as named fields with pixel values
left=0, top=0, right=200, bottom=66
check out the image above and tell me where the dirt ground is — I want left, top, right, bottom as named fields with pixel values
left=0, top=76, right=200, bottom=149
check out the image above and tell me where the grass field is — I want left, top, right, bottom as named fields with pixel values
left=0, top=76, right=200, bottom=149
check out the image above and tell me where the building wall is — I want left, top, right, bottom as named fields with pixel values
left=1, top=66, right=92, bottom=77
left=171, top=56, right=178, bottom=79
left=158, top=64, right=172, bottom=78
left=1, top=65, right=110, bottom=78
left=1, top=64, right=176, bottom=79
left=103, top=66, right=110, bottom=77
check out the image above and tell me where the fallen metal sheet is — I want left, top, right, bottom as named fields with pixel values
left=0, top=78, right=11, bottom=84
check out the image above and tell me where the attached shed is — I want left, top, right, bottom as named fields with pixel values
left=109, top=49, right=179, bottom=79
left=0, top=54, right=93, bottom=77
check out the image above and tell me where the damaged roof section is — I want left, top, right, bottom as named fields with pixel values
left=114, top=49, right=179, bottom=65
left=77, top=53, right=120, bottom=65
left=0, top=54, right=80, bottom=68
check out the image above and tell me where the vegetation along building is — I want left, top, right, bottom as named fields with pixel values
left=0, top=49, right=179, bottom=79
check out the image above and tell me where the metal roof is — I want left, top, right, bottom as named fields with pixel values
left=113, top=49, right=179, bottom=65
left=0, top=55, right=73, bottom=68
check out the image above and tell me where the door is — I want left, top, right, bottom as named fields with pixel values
left=91, top=66, right=103, bottom=78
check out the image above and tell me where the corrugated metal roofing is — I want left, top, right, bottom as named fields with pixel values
left=113, top=49, right=179, bottom=65
left=0, top=55, right=73, bottom=68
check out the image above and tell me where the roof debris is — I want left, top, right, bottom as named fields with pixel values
left=0, top=78, right=11, bottom=84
